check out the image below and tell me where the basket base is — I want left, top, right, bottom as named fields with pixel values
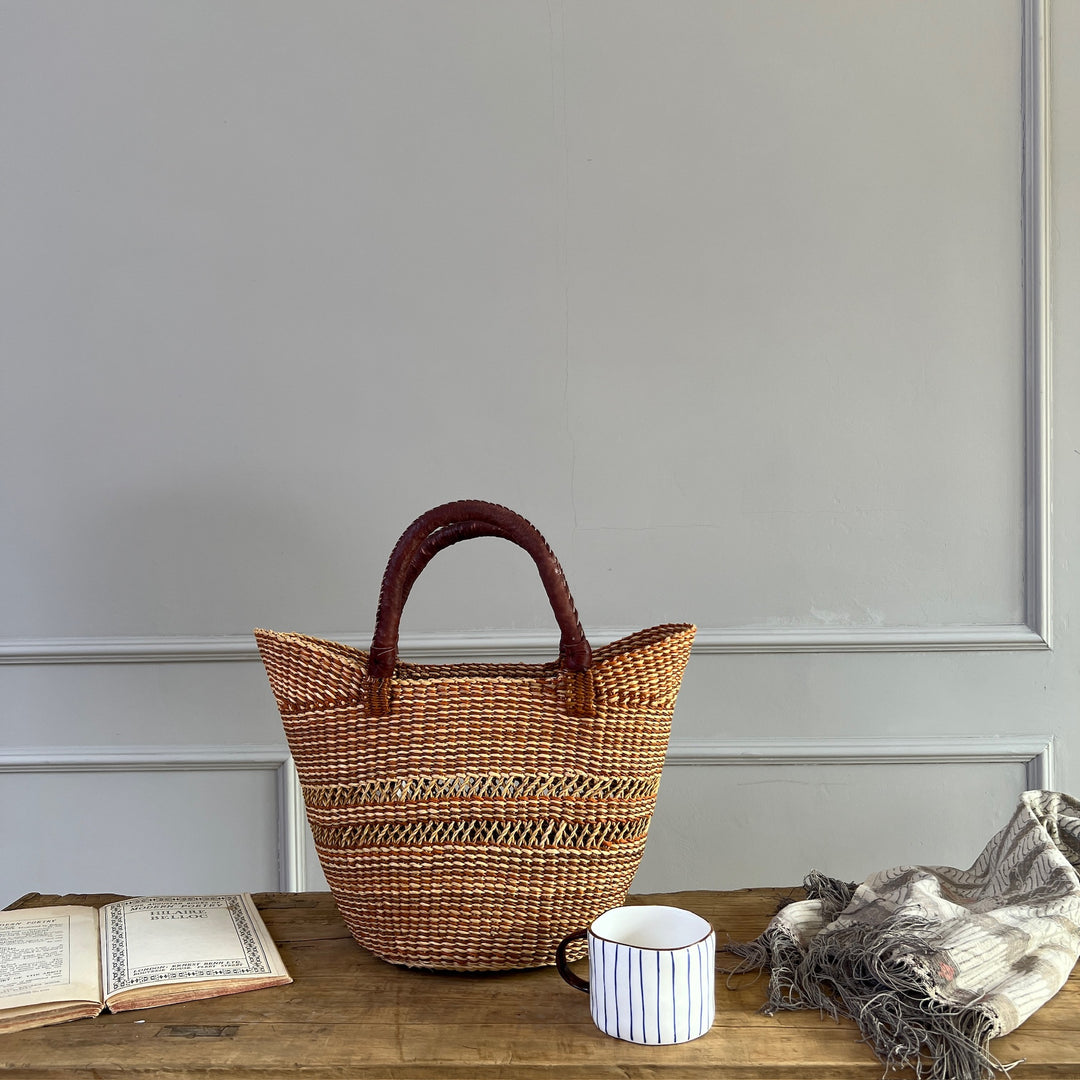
left=317, top=844, right=640, bottom=970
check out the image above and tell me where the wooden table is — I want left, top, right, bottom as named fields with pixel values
left=3, top=889, right=1079, bottom=1078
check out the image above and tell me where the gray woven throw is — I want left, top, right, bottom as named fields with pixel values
left=723, top=790, right=1080, bottom=1080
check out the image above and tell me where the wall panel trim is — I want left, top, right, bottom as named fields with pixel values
left=0, top=2, right=1051, bottom=662
left=5, top=737, right=1044, bottom=893
left=283, top=735, right=1052, bottom=889
left=0, top=746, right=302, bottom=891
left=665, top=735, right=1054, bottom=791
left=1023, top=0, right=1052, bottom=647
left=0, top=620, right=1052, bottom=666
left=12, top=738, right=1036, bottom=889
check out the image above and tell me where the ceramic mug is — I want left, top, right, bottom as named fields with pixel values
left=555, top=905, right=715, bottom=1044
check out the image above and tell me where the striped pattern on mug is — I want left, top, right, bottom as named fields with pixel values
left=588, top=931, right=715, bottom=1044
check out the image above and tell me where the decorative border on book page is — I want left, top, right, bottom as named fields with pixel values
left=104, top=895, right=273, bottom=995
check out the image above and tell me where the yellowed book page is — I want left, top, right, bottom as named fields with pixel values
left=100, top=894, right=288, bottom=1005
left=0, top=906, right=102, bottom=1014
left=0, top=999, right=104, bottom=1035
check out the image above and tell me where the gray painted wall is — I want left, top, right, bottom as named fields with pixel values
left=2, top=0, right=1077, bottom=902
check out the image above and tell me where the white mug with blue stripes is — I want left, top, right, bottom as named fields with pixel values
left=555, top=905, right=715, bottom=1044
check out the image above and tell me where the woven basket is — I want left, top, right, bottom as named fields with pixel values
left=255, top=500, right=695, bottom=970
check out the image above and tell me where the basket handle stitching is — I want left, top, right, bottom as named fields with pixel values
left=368, top=501, right=593, bottom=686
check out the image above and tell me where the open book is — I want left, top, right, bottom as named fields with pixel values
left=0, top=893, right=291, bottom=1034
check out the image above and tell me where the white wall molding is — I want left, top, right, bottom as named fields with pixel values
left=0, top=3, right=1051, bottom=666
left=0, top=621, right=1052, bottom=666
left=0, top=635, right=265, bottom=665
left=1023, top=0, right=1052, bottom=648
left=665, top=735, right=1054, bottom=791
left=0, top=746, right=303, bottom=891
left=280, top=756, right=310, bottom=893
left=15, top=736, right=1039, bottom=893
left=687, top=625, right=1049, bottom=654
left=281, top=734, right=1051, bottom=889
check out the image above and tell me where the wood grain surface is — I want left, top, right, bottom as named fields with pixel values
left=1, top=889, right=1076, bottom=1078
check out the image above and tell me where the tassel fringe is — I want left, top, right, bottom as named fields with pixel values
left=721, top=873, right=1020, bottom=1080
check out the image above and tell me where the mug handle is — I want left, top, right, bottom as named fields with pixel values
left=555, top=929, right=590, bottom=992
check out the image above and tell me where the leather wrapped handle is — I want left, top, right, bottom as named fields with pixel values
left=397, top=519, right=516, bottom=611
left=368, top=500, right=592, bottom=680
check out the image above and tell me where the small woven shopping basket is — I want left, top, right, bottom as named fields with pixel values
left=255, top=500, right=695, bottom=970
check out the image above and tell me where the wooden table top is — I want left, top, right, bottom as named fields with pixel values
left=2, top=889, right=1078, bottom=1078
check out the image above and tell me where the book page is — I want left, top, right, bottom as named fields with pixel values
left=100, top=894, right=285, bottom=1001
left=0, top=906, right=101, bottom=1011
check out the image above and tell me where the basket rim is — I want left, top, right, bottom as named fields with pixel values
left=254, top=623, right=695, bottom=682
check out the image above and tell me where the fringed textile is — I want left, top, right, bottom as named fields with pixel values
left=723, top=791, right=1080, bottom=1079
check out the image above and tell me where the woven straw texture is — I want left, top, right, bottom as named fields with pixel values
left=254, top=622, right=695, bottom=970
